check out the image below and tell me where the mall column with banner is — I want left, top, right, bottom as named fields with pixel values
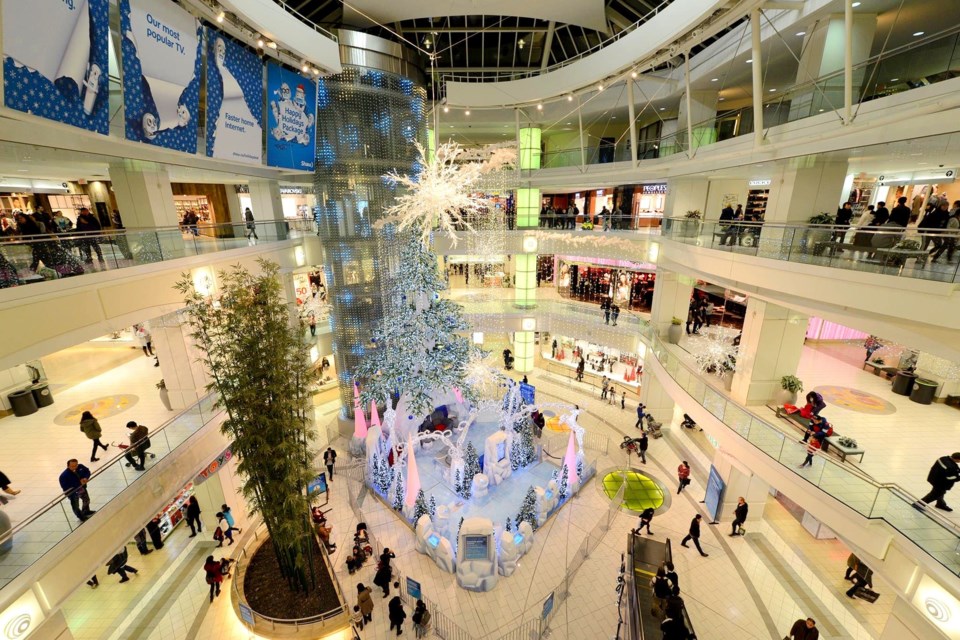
left=515, top=127, right=541, bottom=373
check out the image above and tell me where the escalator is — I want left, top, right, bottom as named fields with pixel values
left=624, top=532, right=697, bottom=639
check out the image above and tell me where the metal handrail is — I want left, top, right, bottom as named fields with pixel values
left=0, top=393, right=219, bottom=545
left=662, top=216, right=960, bottom=234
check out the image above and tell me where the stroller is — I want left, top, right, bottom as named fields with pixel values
left=642, top=414, right=664, bottom=439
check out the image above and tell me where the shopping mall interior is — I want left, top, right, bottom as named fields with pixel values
left=1, top=1, right=960, bottom=639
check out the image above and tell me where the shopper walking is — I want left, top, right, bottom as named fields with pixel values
left=787, top=618, right=819, bottom=640
left=373, top=560, right=392, bottom=597
left=58, top=459, right=94, bottom=521
left=844, top=553, right=860, bottom=581
left=601, top=376, right=609, bottom=400
left=79, top=411, right=109, bottom=462
left=931, top=202, right=960, bottom=263
left=635, top=507, right=655, bottom=535
left=220, top=504, right=242, bottom=535
left=0, top=469, right=20, bottom=499
left=915, top=452, right=960, bottom=511
left=203, top=555, right=224, bottom=602
left=635, top=403, right=646, bottom=429
left=680, top=514, right=709, bottom=557
left=799, top=438, right=821, bottom=468
left=186, top=495, right=203, bottom=537
left=215, top=512, right=235, bottom=546
left=677, top=461, right=691, bottom=494
left=75, top=208, right=104, bottom=264
left=576, top=357, right=585, bottom=382
left=356, top=583, right=374, bottom=625
left=412, top=600, right=431, bottom=638
left=637, top=431, right=648, bottom=464
left=106, top=548, right=138, bottom=583
left=889, top=196, right=911, bottom=226
left=551, top=338, right=558, bottom=358
left=611, top=304, right=620, bottom=326
left=730, top=497, right=748, bottom=536
left=244, top=207, right=258, bottom=240
left=135, top=324, right=154, bottom=357
left=324, top=447, right=337, bottom=481
left=124, top=421, right=150, bottom=471
left=651, top=567, right=672, bottom=617
left=602, top=298, right=611, bottom=324
left=388, top=595, right=406, bottom=636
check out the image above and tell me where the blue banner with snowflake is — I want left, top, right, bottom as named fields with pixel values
left=119, top=0, right=202, bottom=153
left=266, top=62, right=316, bottom=171
left=205, top=31, right=263, bottom=164
left=2, top=0, right=110, bottom=134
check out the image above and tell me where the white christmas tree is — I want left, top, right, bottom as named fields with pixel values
left=412, top=489, right=430, bottom=522
left=392, top=467, right=405, bottom=511
left=517, top=486, right=538, bottom=531
left=557, top=464, right=569, bottom=500
left=511, top=421, right=536, bottom=471
left=356, top=230, right=477, bottom=419
left=428, top=495, right=437, bottom=517
left=461, top=441, right=481, bottom=499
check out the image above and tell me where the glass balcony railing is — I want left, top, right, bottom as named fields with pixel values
left=533, top=27, right=960, bottom=171
left=0, top=220, right=314, bottom=290
left=457, top=297, right=960, bottom=576
left=0, top=394, right=221, bottom=590
left=661, top=217, right=960, bottom=283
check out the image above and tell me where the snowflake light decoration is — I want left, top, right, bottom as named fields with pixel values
left=464, top=350, right=508, bottom=400
left=692, top=328, right=738, bottom=377
left=375, top=141, right=516, bottom=246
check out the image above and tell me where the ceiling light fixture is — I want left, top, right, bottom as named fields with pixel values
left=537, top=103, right=543, bottom=110
left=257, top=38, right=265, bottom=47
left=796, top=31, right=806, bottom=36
left=711, top=78, right=719, bottom=82
left=718, top=97, right=725, bottom=101
left=518, top=38, right=526, bottom=50
left=913, top=31, right=925, bottom=36
left=769, top=88, right=776, bottom=92
left=443, top=106, right=449, bottom=113
left=302, top=62, right=309, bottom=73
left=890, top=78, right=900, bottom=82
left=464, top=110, right=470, bottom=116
left=216, top=11, right=225, bottom=23
left=851, top=2, right=861, bottom=6
left=631, top=71, right=637, bottom=78
left=746, top=58, right=753, bottom=63
left=597, top=84, right=604, bottom=91
left=567, top=95, right=573, bottom=102
left=267, top=41, right=277, bottom=49
left=313, top=68, right=320, bottom=76
left=659, top=107, right=665, bottom=111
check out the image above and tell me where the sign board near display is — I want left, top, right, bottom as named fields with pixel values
left=119, top=0, right=202, bottom=153
left=541, top=592, right=555, bottom=620
left=2, top=0, right=110, bottom=135
left=265, top=62, right=317, bottom=171
left=307, top=472, right=327, bottom=495
left=205, top=31, right=263, bottom=164
left=238, top=603, right=255, bottom=626
left=878, top=169, right=956, bottom=186
left=704, top=465, right=726, bottom=522
left=748, top=179, right=772, bottom=187
left=235, top=185, right=307, bottom=195
left=641, top=183, right=667, bottom=194
left=195, top=447, right=232, bottom=484
left=462, top=535, right=489, bottom=560
left=406, top=577, right=422, bottom=600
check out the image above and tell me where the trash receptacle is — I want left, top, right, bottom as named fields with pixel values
left=30, top=382, right=54, bottom=408
left=8, top=389, right=38, bottom=417
left=892, top=370, right=917, bottom=396
left=910, top=379, right=938, bottom=405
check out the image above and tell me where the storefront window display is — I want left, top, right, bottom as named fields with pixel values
left=557, top=258, right=656, bottom=310
left=543, top=335, right=643, bottom=388
left=237, top=185, right=317, bottom=221
left=446, top=256, right=510, bottom=288
left=295, top=268, right=331, bottom=329
left=857, top=169, right=959, bottom=224
left=155, top=482, right=195, bottom=541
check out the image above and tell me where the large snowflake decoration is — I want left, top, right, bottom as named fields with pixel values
left=692, top=328, right=738, bottom=377
left=464, top=350, right=508, bottom=400
left=375, top=141, right=516, bottom=246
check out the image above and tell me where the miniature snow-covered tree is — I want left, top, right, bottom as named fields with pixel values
left=557, top=465, right=569, bottom=501
left=393, top=469, right=405, bottom=512
left=461, top=441, right=481, bottom=499
left=511, top=421, right=536, bottom=471
left=516, top=486, right=539, bottom=531
left=505, top=518, right=513, bottom=532
left=453, top=468, right=463, bottom=496
left=576, top=456, right=584, bottom=484
left=428, top=495, right=437, bottom=517
left=372, top=455, right=393, bottom=496
left=457, top=517, right=464, bottom=540
left=413, top=489, right=430, bottom=522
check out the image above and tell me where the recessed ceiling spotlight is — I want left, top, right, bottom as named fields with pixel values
left=567, top=95, right=573, bottom=101
left=267, top=41, right=278, bottom=49
left=464, top=110, right=470, bottom=116
left=449, top=125, right=454, bottom=128
left=631, top=71, right=637, bottom=78
left=711, top=78, right=719, bottom=82
left=796, top=31, right=806, bottom=36
left=301, top=62, right=309, bottom=72
left=216, top=11, right=225, bottom=23
left=746, top=58, right=753, bottom=63
left=851, top=2, right=861, bottom=7
left=718, top=97, right=725, bottom=101
left=611, top=116, right=616, bottom=119
left=769, top=88, right=776, bottom=92
left=597, top=84, right=604, bottom=91
left=443, top=106, right=449, bottom=113
left=257, top=38, right=265, bottom=47
left=537, top=103, right=543, bottom=110
left=659, top=107, right=665, bottom=111
left=312, top=68, right=320, bottom=76
left=566, top=122, right=572, bottom=125
left=913, top=31, right=925, bottom=36
left=890, top=78, right=900, bottom=82
left=818, top=108, right=825, bottom=112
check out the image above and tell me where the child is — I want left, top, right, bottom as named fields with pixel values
left=351, top=605, right=365, bottom=630
left=214, top=512, right=234, bottom=546
left=220, top=557, right=234, bottom=579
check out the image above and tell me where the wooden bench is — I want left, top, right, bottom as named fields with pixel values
left=768, top=406, right=866, bottom=463
left=862, top=362, right=897, bottom=378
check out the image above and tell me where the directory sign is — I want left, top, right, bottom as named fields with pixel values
left=463, top=535, right=489, bottom=560
left=3, top=0, right=110, bottom=134
left=120, top=0, right=202, bottom=152
left=705, top=465, right=726, bottom=522
left=205, top=32, right=263, bottom=164
left=266, top=62, right=316, bottom=171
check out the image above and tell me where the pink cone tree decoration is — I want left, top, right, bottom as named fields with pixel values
left=353, top=382, right=368, bottom=438
left=370, top=400, right=382, bottom=429
left=404, top=434, right=422, bottom=508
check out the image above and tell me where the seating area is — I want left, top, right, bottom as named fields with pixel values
left=770, top=406, right=866, bottom=463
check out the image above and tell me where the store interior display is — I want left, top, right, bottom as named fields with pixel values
left=558, top=260, right=655, bottom=310
left=546, top=335, right=642, bottom=387
left=156, top=482, right=194, bottom=540
left=174, top=195, right=213, bottom=225
left=745, top=188, right=769, bottom=220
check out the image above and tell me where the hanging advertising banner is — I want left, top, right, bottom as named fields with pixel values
left=119, top=0, right=202, bottom=153
left=2, top=0, right=110, bottom=134
left=205, top=31, right=263, bottom=164
left=265, top=62, right=316, bottom=171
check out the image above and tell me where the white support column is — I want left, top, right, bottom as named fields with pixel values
left=649, top=269, right=694, bottom=339
left=684, top=53, right=694, bottom=157
left=153, top=321, right=212, bottom=410
left=844, top=0, right=853, bottom=124
left=247, top=179, right=284, bottom=222
left=540, top=22, right=556, bottom=70
left=751, top=8, right=764, bottom=147
left=108, top=162, right=179, bottom=228
left=730, top=299, right=808, bottom=405
left=578, top=98, right=586, bottom=169
left=711, top=450, right=771, bottom=525
left=627, top=78, right=638, bottom=168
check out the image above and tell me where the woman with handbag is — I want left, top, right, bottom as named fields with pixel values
left=203, top=555, right=223, bottom=602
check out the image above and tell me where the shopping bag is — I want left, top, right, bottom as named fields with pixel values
left=855, top=587, right=880, bottom=603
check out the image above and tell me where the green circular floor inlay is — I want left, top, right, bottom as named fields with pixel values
left=602, top=471, right=665, bottom=512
